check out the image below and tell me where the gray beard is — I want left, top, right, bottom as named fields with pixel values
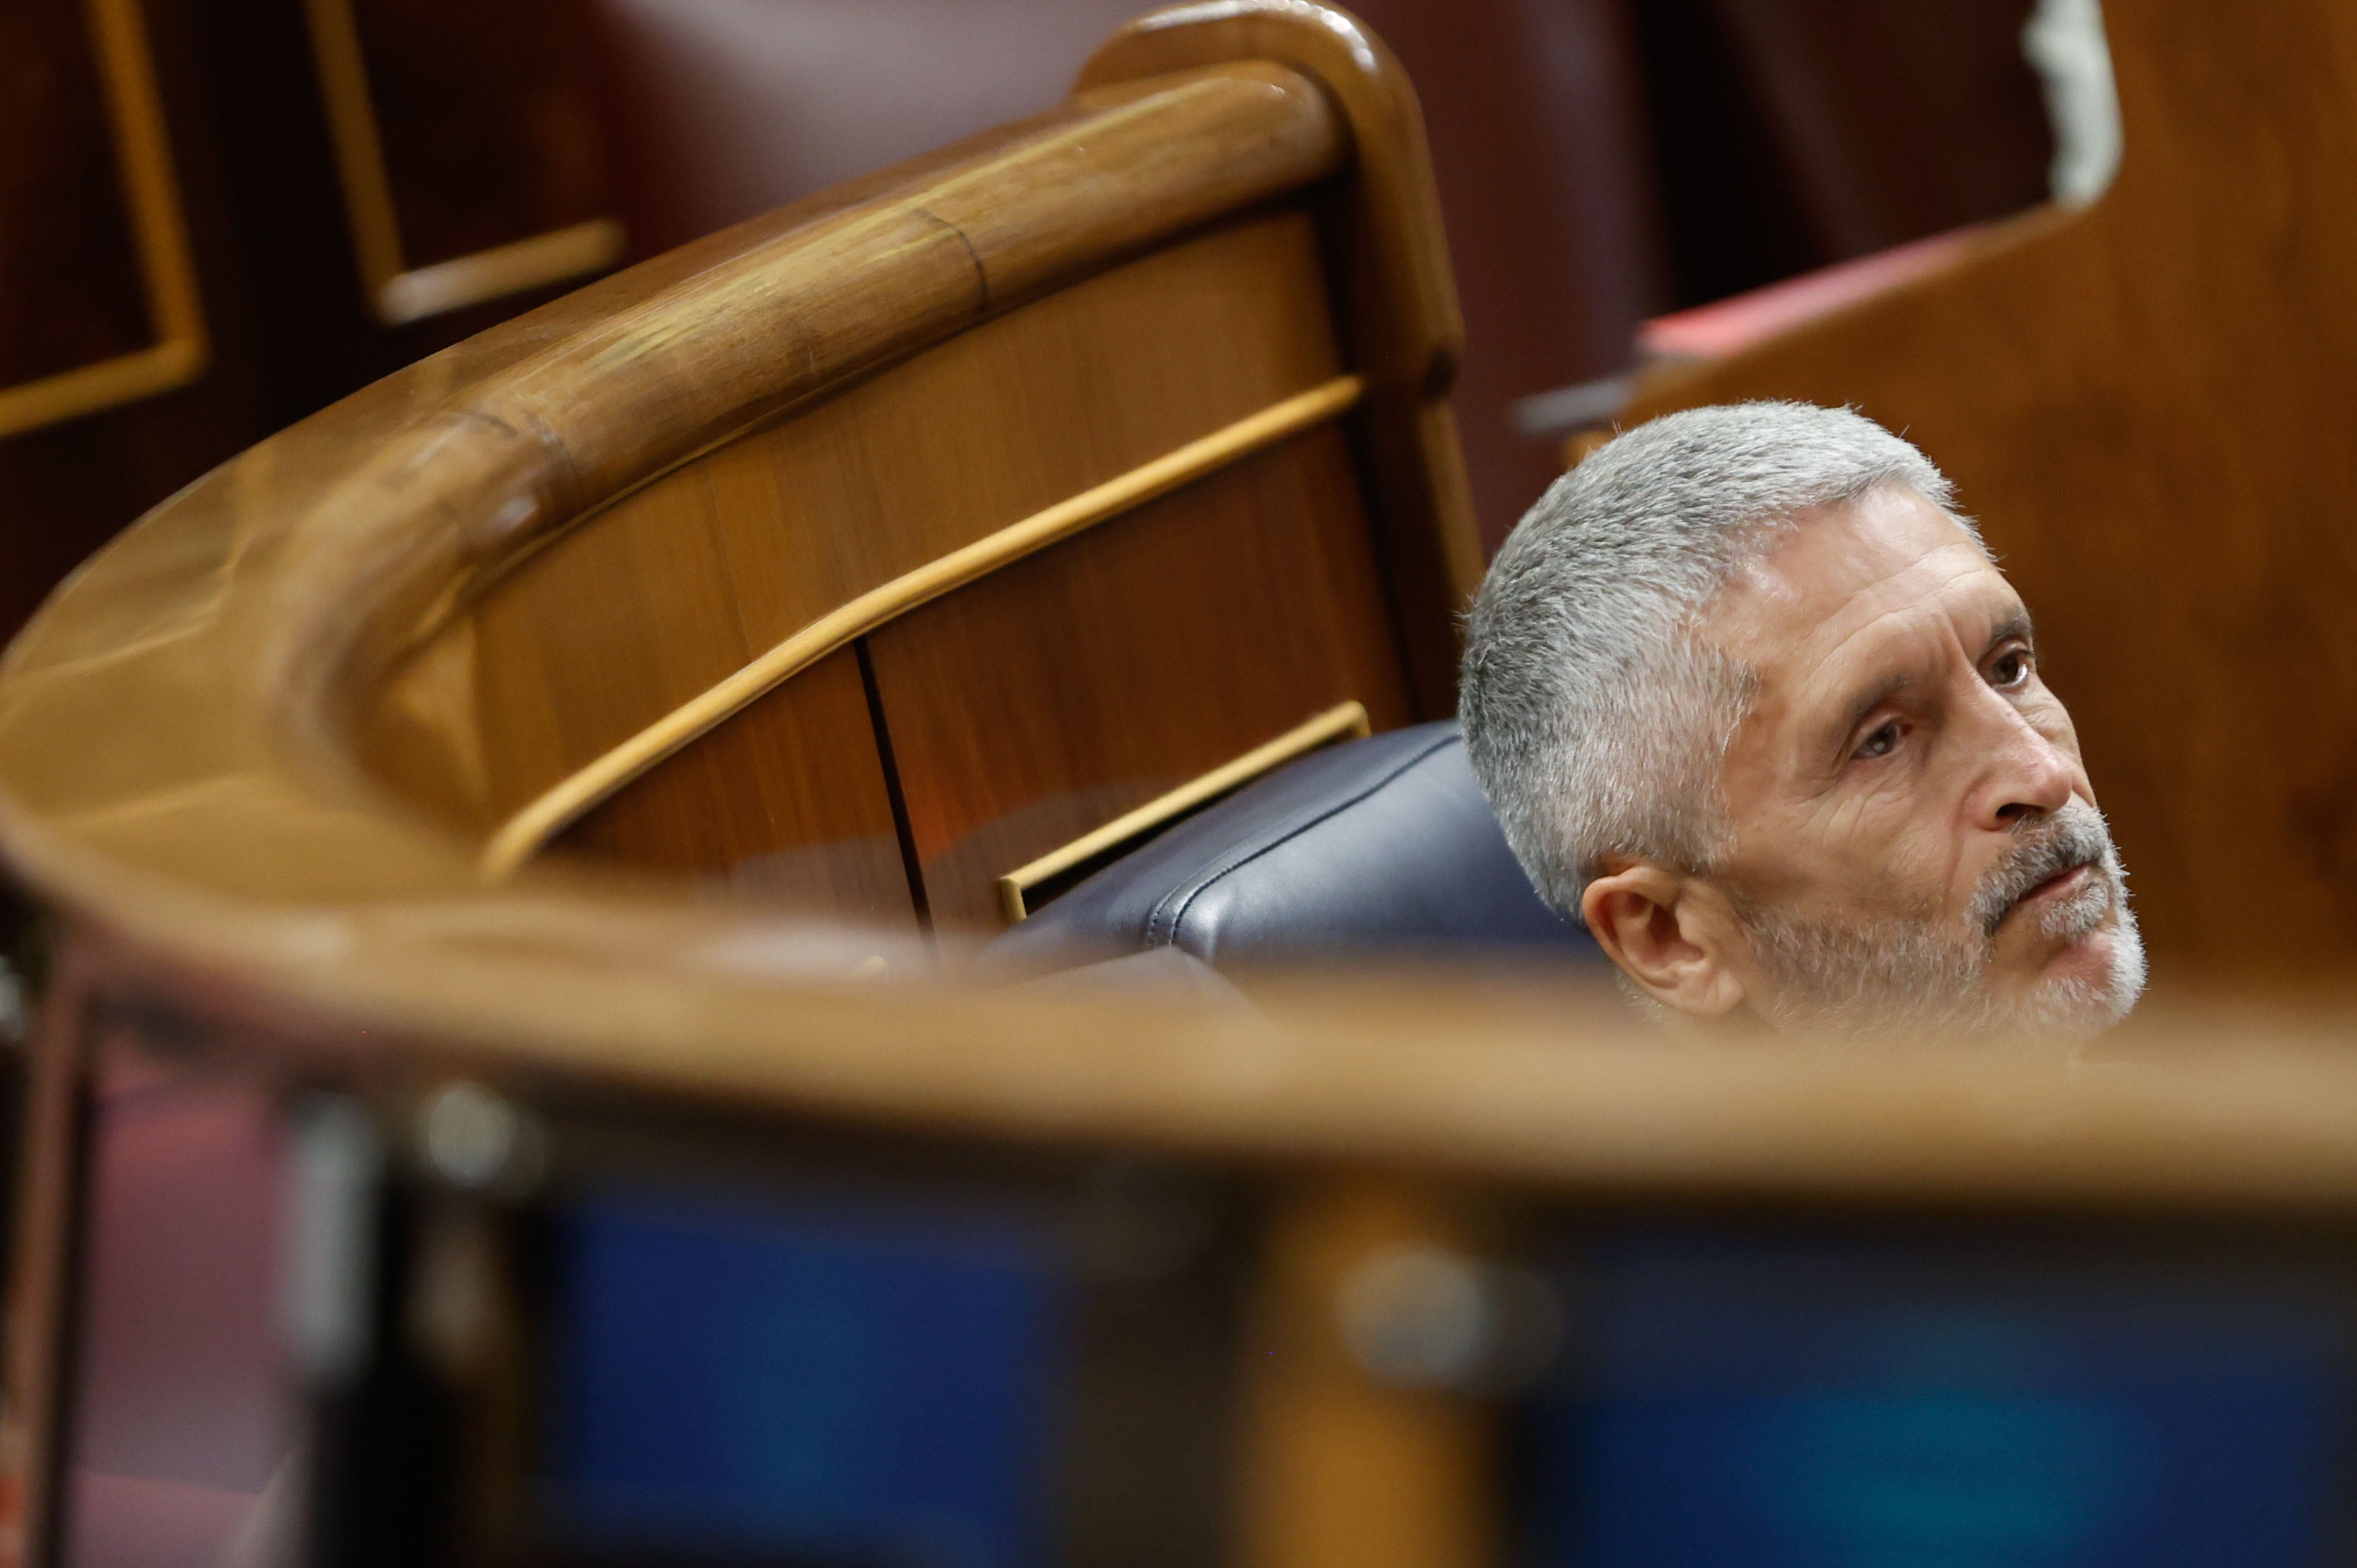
left=1732, top=801, right=2148, bottom=1045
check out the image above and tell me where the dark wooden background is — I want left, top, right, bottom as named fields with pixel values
left=1, top=0, right=2054, bottom=645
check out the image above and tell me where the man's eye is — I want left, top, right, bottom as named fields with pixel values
left=1855, top=721, right=1901, bottom=760
left=1990, top=650, right=2032, bottom=686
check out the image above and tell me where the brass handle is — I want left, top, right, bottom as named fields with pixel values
left=995, top=701, right=1372, bottom=925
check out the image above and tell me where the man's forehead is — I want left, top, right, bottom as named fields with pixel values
left=1706, top=485, right=2013, bottom=672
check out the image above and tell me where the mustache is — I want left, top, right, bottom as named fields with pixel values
left=1968, top=802, right=2114, bottom=937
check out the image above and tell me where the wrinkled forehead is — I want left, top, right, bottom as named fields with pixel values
left=1702, top=484, right=2014, bottom=696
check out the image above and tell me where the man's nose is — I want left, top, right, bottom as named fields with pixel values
left=1978, top=699, right=2075, bottom=827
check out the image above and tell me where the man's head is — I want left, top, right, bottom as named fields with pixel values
left=1461, top=402, right=2143, bottom=1043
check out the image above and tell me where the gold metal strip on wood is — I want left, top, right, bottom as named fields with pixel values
left=301, top=0, right=626, bottom=325
left=376, top=218, right=626, bottom=327
left=480, top=373, right=1367, bottom=881
left=994, top=700, right=1372, bottom=926
left=0, top=0, right=207, bottom=440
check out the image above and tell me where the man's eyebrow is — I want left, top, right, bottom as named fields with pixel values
left=1985, top=609, right=2037, bottom=652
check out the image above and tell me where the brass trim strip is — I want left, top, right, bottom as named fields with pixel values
left=0, top=0, right=207, bottom=439
left=480, top=373, right=1367, bottom=880
left=377, top=218, right=626, bottom=326
left=300, top=0, right=403, bottom=310
left=301, top=0, right=625, bottom=325
left=995, top=700, right=1372, bottom=925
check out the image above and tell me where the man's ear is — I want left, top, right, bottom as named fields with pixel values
left=1579, top=862, right=1748, bottom=1019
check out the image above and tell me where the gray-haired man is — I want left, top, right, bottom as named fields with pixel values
left=1461, top=402, right=2145, bottom=1041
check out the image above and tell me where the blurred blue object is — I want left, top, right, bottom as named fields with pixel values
left=542, top=1183, right=1068, bottom=1567
left=1527, top=1233, right=2355, bottom=1567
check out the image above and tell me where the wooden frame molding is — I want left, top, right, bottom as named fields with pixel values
left=0, top=0, right=207, bottom=439
left=480, top=373, right=1368, bottom=880
left=300, top=0, right=626, bottom=325
left=995, top=699, right=1372, bottom=925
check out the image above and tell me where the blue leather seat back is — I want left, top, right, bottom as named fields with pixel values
left=984, top=721, right=1605, bottom=973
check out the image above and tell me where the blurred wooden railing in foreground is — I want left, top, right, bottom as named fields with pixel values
left=28, top=946, right=2357, bottom=1567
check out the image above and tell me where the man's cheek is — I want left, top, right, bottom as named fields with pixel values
left=1888, top=833, right=1969, bottom=921
left=1801, top=770, right=1920, bottom=853
left=1785, top=793, right=1872, bottom=870
left=2024, top=685, right=2084, bottom=751
left=1794, top=802, right=1946, bottom=917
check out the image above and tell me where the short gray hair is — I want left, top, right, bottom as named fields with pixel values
left=1459, top=402, right=1969, bottom=922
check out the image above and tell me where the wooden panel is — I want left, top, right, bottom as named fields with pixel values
left=460, top=208, right=1343, bottom=828
left=553, top=647, right=914, bottom=927
left=865, top=425, right=1415, bottom=929
left=0, top=0, right=205, bottom=438
left=0, top=0, right=151, bottom=389
left=0, top=57, right=1343, bottom=911
left=307, top=0, right=623, bottom=322
left=1619, top=0, right=2357, bottom=985
left=1081, top=10, right=1484, bottom=719
left=478, top=377, right=1361, bottom=880
left=0, top=0, right=246, bottom=647
left=345, top=0, right=613, bottom=268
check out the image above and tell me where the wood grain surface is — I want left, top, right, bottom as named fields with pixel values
left=0, top=0, right=206, bottom=440
left=0, top=0, right=261, bottom=654
left=305, top=0, right=625, bottom=324
left=1082, top=4, right=1484, bottom=717
left=481, top=376, right=1369, bottom=882
left=458, top=209, right=1348, bottom=834
left=1619, top=0, right=2357, bottom=986
left=553, top=647, right=917, bottom=926
left=0, top=0, right=153, bottom=390
left=337, top=0, right=614, bottom=270
left=868, top=423, right=1415, bottom=928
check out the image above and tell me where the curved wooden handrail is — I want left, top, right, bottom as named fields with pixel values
left=0, top=0, right=1507, bottom=997
left=0, top=54, right=1346, bottom=928
left=284, top=59, right=1345, bottom=798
